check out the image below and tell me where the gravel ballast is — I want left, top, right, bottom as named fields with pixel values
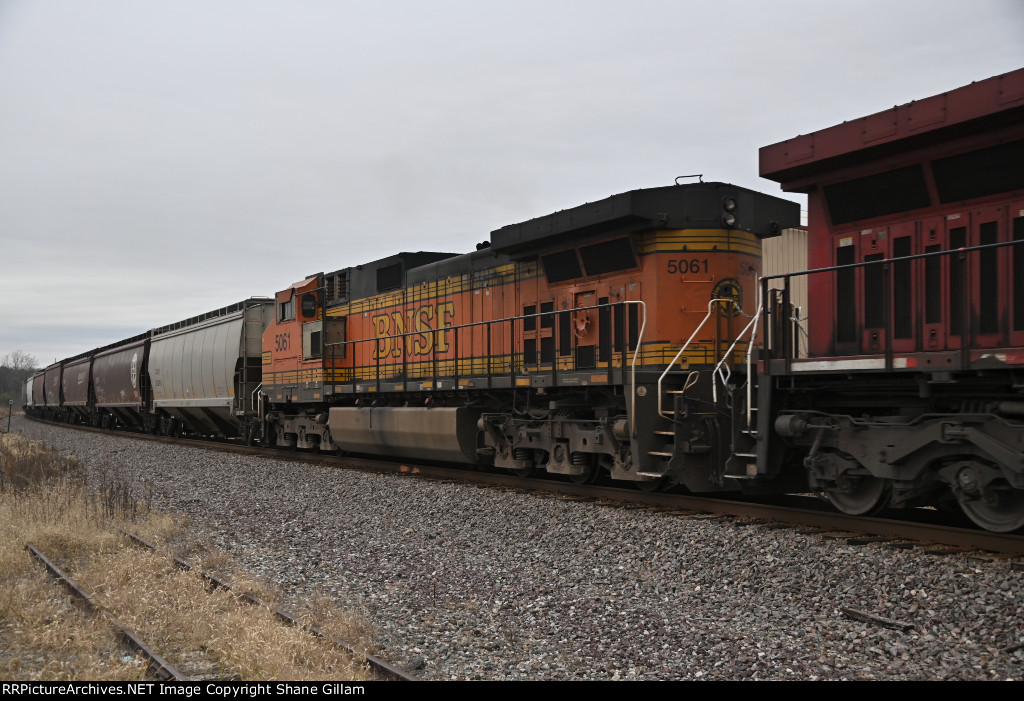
left=13, top=417, right=1024, bottom=681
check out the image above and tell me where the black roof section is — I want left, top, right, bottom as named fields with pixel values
left=490, top=182, right=800, bottom=255
left=331, top=251, right=461, bottom=300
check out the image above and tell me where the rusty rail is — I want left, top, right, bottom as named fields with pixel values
left=117, top=529, right=419, bottom=682
left=25, top=543, right=186, bottom=681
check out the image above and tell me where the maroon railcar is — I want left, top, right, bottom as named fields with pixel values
left=42, top=362, right=63, bottom=420
left=31, top=372, right=45, bottom=412
left=92, top=334, right=151, bottom=430
left=61, top=354, right=93, bottom=423
left=746, top=68, right=1024, bottom=532
left=760, top=69, right=1024, bottom=361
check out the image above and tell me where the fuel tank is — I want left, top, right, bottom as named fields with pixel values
left=327, top=406, right=481, bottom=464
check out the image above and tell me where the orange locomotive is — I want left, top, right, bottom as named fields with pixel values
left=260, top=182, right=799, bottom=490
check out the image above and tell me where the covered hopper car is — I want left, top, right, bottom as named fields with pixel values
left=27, top=300, right=274, bottom=439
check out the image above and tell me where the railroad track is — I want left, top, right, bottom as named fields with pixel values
left=26, top=415, right=1024, bottom=557
left=25, top=529, right=419, bottom=682
left=114, top=527, right=419, bottom=682
left=25, top=543, right=188, bottom=681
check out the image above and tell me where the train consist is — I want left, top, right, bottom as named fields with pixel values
left=24, top=68, right=1024, bottom=532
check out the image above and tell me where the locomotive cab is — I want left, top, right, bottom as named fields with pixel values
left=260, top=251, right=461, bottom=451
left=261, top=274, right=338, bottom=449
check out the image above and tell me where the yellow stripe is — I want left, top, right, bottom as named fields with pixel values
left=637, top=229, right=762, bottom=255
left=263, top=341, right=751, bottom=389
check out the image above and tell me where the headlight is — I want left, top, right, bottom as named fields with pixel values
left=722, top=197, right=737, bottom=228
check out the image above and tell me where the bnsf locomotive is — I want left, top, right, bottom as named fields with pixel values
left=24, top=67, right=1024, bottom=532
left=258, top=181, right=796, bottom=493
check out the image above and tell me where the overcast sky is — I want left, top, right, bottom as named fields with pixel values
left=1, top=0, right=1021, bottom=367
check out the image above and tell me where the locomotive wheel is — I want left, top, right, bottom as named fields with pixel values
left=956, top=479, right=1024, bottom=533
left=635, top=477, right=667, bottom=492
left=512, top=466, right=536, bottom=479
left=826, top=476, right=891, bottom=516
left=569, top=464, right=598, bottom=485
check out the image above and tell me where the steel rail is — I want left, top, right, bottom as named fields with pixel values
left=114, top=528, right=419, bottom=682
left=25, top=543, right=187, bottom=682
left=25, top=415, right=1024, bottom=556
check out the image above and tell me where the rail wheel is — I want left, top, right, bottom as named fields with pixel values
left=826, top=475, right=891, bottom=516
left=635, top=477, right=667, bottom=492
left=952, top=462, right=1024, bottom=533
left=512, top=465, right=536, bottom=479
left=569, top=464, right=598, bottom=485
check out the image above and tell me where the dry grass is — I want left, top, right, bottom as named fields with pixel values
left=0, top=433, right=376, bottom=682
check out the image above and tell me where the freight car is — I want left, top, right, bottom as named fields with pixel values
left=259, top=181, right=799, bottom=491
left=752, top=67, right=1024, bottom=532
left=26, top=300, right=274, bottom=439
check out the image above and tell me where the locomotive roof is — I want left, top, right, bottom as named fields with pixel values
left=759, top=67, right=1024, bottom=188
left=490, top=181, right=799, bottom=255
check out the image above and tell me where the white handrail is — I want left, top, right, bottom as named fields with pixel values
left=712, top=290, right=762, bottom=405
left=746, top=279, right=765, bottom=427
left=627, top=301, right=647, bottom=438
left=252, top=382, right=263, bottom=417
left=656, top=298, right=735, bottom=420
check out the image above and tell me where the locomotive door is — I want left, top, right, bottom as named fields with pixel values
left=942, top=213, right=968, bottom=351
left=573, top=290, right=597, bottom=370
left=521, top=298, right=556, bottom=371
left=859, top=228, right=888, bottom=354
left=920, top=216, right=947, bottom=352
left=469, top=281, right=504, bottom=378
left=970, top=204, right=1008, bottom=350
left=471, top=285, right=486, bottom=377
left=888, top=222, right=918, bottom=353
left=1011, top=200, right=1024, bottom=349
left=833, top=234, right=859, bottom=356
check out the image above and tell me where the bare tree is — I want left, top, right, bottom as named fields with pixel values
left=0, top=350, right=39, bottom=403
left=2, top=350, right=38, bottom=371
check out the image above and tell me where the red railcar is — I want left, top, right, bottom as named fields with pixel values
left=750, top=68, right=1024, bottom=531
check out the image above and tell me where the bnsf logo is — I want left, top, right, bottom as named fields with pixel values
left=371, top=302, right=455, bottom=358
